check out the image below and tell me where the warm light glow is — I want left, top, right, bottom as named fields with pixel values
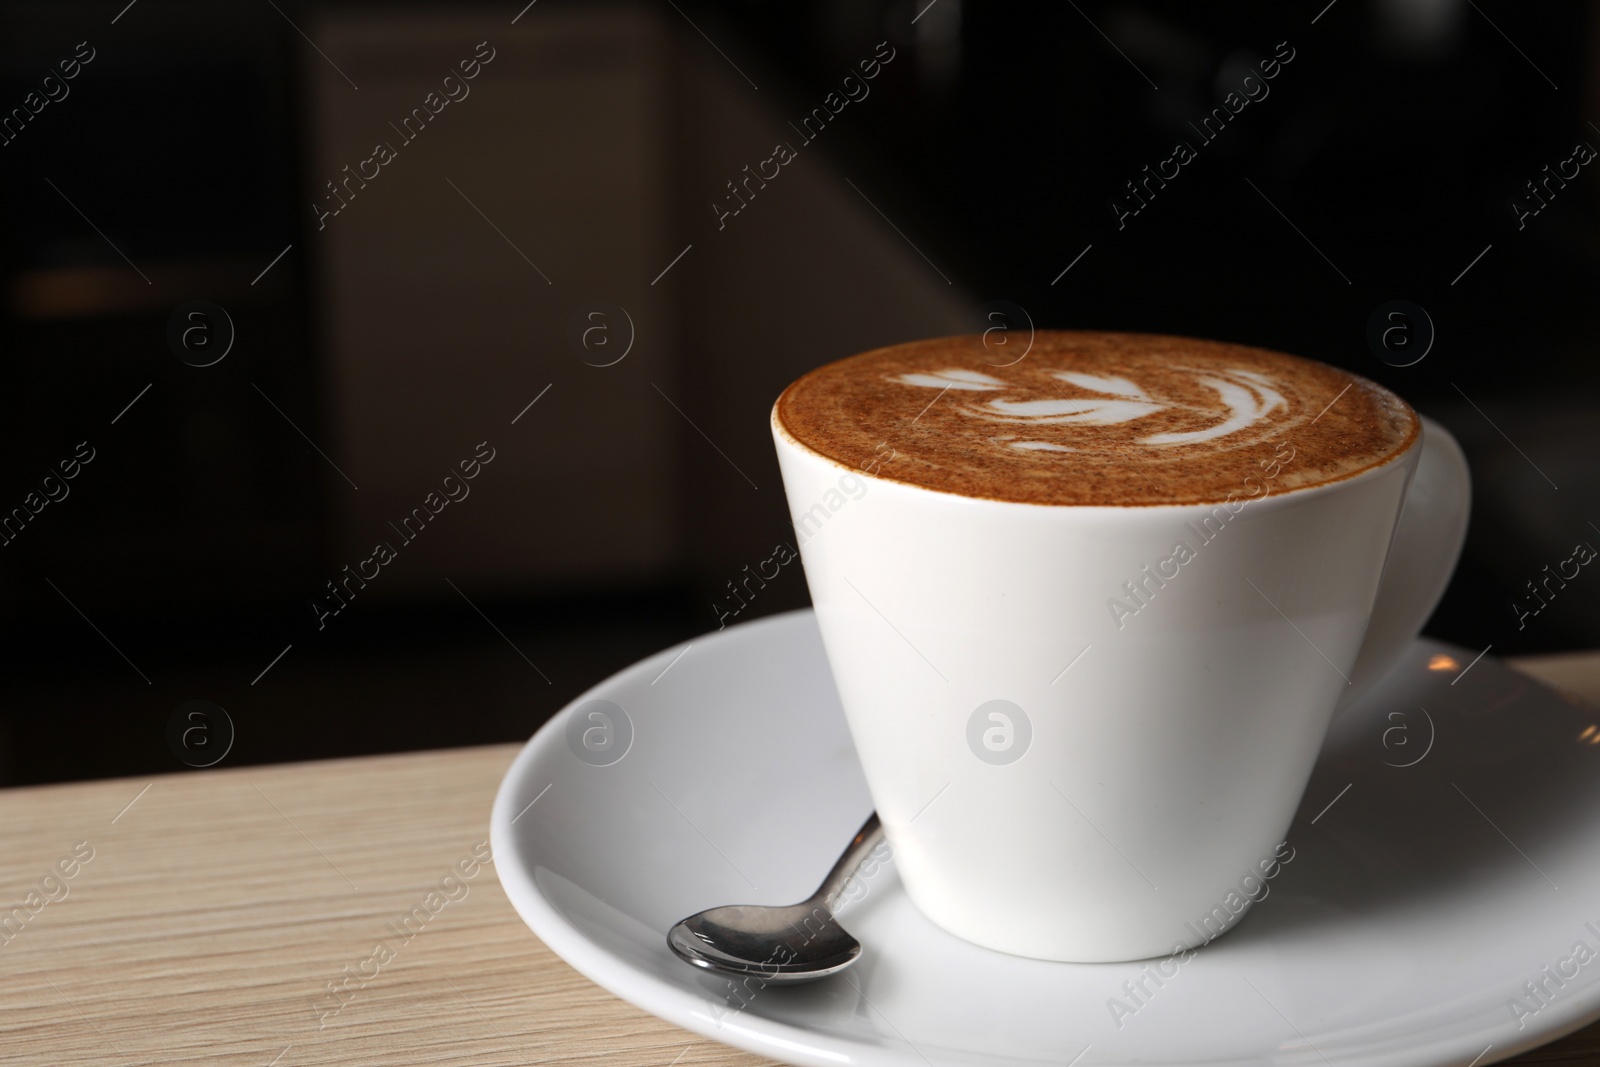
left=1590, top=735, right=1600, bottom=747
left=1428, top=654, right=1459, bottom=672
left=1582, top=725, right=1597, bottom=741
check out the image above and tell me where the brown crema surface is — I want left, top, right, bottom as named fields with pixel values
left=775, top=331, right=1419, bottom=506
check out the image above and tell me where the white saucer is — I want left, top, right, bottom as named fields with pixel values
left=491, top=609, right=1600, bottom=1067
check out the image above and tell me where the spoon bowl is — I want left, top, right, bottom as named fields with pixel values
left=669, top=902, right=863, bottom=983
left=667, top=814, right=883, bottom=984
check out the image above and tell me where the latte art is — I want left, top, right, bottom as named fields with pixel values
left=890, top=365, right=1296, bottom=451
left=775, top=331, right=1418, bottom=506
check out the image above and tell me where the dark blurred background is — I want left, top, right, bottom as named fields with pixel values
left=0, top=0, right=1595, bottom=786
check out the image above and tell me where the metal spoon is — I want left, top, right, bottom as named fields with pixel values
left=667, top=813, right=885, bottom=984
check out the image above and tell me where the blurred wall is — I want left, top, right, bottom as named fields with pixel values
left=305, top=2, right=974, bottom=609
left=674, top=13, right=978, bottom=590
left=310, top=6, right=682, bottom=595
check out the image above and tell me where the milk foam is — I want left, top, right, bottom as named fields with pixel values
left=890, top=366, right=1295, bottom=452
left=776, top=331, right=1418, bottom=507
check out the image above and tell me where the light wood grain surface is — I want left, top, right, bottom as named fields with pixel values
left=0, top=654, right=1594, bottom=1067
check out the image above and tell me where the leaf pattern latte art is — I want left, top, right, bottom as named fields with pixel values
left=889, top=367, right=1293, bottom=452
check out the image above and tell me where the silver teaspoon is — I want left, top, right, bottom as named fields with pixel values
left=667, top=813, right=885, bottom=984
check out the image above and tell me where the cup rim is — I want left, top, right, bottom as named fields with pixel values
left=769, top=402, right=1427, bottom=514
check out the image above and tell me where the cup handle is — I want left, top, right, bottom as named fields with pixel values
left=1338, top=416, right=1472, bottom=709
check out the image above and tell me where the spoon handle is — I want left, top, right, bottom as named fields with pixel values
left=814, top=812, right=885, bottom=910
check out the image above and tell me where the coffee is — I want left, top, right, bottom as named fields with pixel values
left=775, top=331, right=1418, bottom=506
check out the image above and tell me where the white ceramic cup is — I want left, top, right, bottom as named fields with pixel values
left=771, top=404, right=1469, bottom=962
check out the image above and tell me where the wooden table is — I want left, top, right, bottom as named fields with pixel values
left=3, top=652, right=1596, bottom=1067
